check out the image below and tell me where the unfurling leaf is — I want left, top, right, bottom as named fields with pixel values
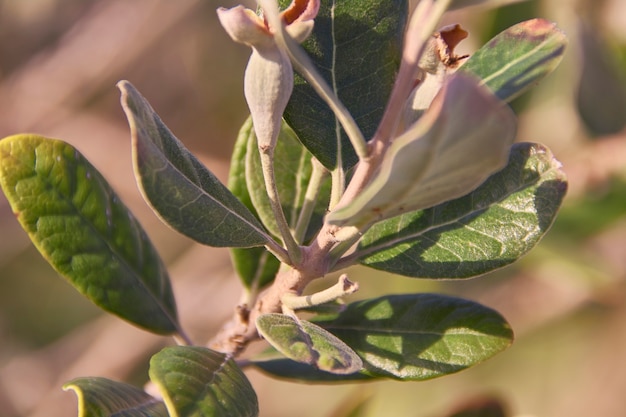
left=63, top=377, right=168, bottom=417
left=256, top=313, right=363, bottom=375
left=119, top=80, right=270, bottom=248
left=460, top=18, right=567, bottom=103
left=354, top=142, right=567, bottom=278
left=327, top=73, right=516, bottom=228
left=150, top=346, right=258, bottom=417
left=0, top=135, right=180, bottom=334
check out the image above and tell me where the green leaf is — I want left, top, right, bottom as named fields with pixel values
left=149, top=346, right=258, bottom=417
left=315, top=293, right=513, bottom=380
left=280, top=0, right=409, bottom=169
left=119, top=80, right=270, bottom=248
left=460, top=18, right=567, bottom=103
left=252, top=358, right=373, bottom=382
left=256, top=313, right=363, bottom=375
left=228, top=118, right=280, bottom=289
left=245, top=117, right=330, bottom=241
left=327, top=74, right=516, bottom=227
left=63, top=377, right=168, bottom=417
left=353, top=142, right=567, bottom=278
left=0, top=134, right=180, bottom=334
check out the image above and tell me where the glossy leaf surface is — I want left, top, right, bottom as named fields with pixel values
left=228, top=118, right=280, bottom=289
left=150, top=346, right=258, bottom=417
left=257, top=313, right=363, bottom=375
left=327, top=74, right=516, bottom=227
left=0, top=135, right=179, bottom=334
left=280, top=0, right=408, bottom=169
left=63, top=377, right=168, bottom=417
left=315, top=293, right=513, bottom=380
left=354, top=143, right=567, bottom=278
left=119, top=80, right=269, bottom=248
left=460, top=18, right=567, bottom=103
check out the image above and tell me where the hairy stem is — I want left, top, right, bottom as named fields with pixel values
left=294, top=159, right=327, bottom=243
left=260, top=147, right=302, bottom=264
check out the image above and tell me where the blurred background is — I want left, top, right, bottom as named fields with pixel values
left=1, top=0, right=626, bottom=416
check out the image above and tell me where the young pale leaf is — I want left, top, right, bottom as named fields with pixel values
left=228, top=118, right=280, bottom=289
left=315, top=293, right=513, bottom=380
left=327, top=73, right=516, bottom=228
left=353, top=142, right=567, bottom=278
left=119, top=80, right=270, bottom=248
left=280, top=0, right=408, bottom=169
left=460, top=19, right=567, bottom=103
left=0, top=135, right=180, bottom=334
left=245, top=117, right=331, bottom=241
left=252, top=358, right=374, bottom=383
left=63, top=377, right=168, bottom=417
left=256, top=313, right=363, bottom=375
left=149, top=346, right=258, bottom=417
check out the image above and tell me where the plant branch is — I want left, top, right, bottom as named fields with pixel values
left=294, top=158, right=327, bottom=244
left=259, top=148, right=302, bottom=264
left=281, top=274, right=358, bottom=311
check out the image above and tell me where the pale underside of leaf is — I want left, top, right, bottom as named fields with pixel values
left=351, top=142, right=567, bottom=278
left=327, top=73, right=517, bottom=227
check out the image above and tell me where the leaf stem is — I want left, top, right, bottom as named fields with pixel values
left=371, top=0, right=452, bottom=146
left=259, top=148, right=303, bottom=264
left=294, top=158, right=327, bottom=243
left=259, top=0, right=368, bottom=161
left=281, top=274, right=359, bottom=310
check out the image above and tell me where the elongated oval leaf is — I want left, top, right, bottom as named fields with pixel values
left=0, top=135, right=179, bottom=334
left=228, top=118, right=281, bottom=289
left=460, top=18, right=567, bottom=103
left=257, top=313, right=363, bottom=375
left=353, top=142, right=567, bottom=278
left=252, top=358, right=374, bottom=383
left=63, top=377, right=168, bottom=417
left=327, top=73, right=516, bottom=227
left=280, top=0, right=408, bottom=169
left=119, top=80, right=270, bottom=248
left=149, top=346, right=258, bottom=417
left=314, top=293, right=513, bottom=380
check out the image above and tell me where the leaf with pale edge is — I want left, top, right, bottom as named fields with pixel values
left=354, top=142, right=567, bottom=278
left=0, top=135, right=179, bottom=334
left=254, top=294, right=512, bottom=381
left=149, top=346, right=258, bottom=417
left=63, top=377, right=168, bottom=417
left=256, top=313, right=363, bottom=375
left=460, top=19, right=567, bottom=103
left=119, top=80, right=269, bottom=248
left=279, top=0, right=408, bottom=169
left=327, top=73, right=516, bottom=228
left=228, top=117, right=280, bottom=289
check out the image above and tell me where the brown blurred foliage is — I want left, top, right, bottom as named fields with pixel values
left=1, top=0, right=626, bottom=416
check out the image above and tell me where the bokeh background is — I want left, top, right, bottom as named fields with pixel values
left=1, top=0, right=626, bottom=416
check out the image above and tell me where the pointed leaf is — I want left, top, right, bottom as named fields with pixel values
left=256, top=313, right=363, bottom=375
left=460, top=19, right=567, bottom=103
left=280, top=0, right=409, bottom=169
left=119, top=80, right=270, bottom=248
left=0, top=135, right=179, bottom=334
left=314, top=293, right=513, bottom=380
left=63, top=377, right=168, bottom=417
left=354, top=142, right=567, bottom=278
left=327, top=73, right=516, bottom=227
left=228, top=118, right=280, bottom=289
left=149, top=346, right=258, bottom=417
